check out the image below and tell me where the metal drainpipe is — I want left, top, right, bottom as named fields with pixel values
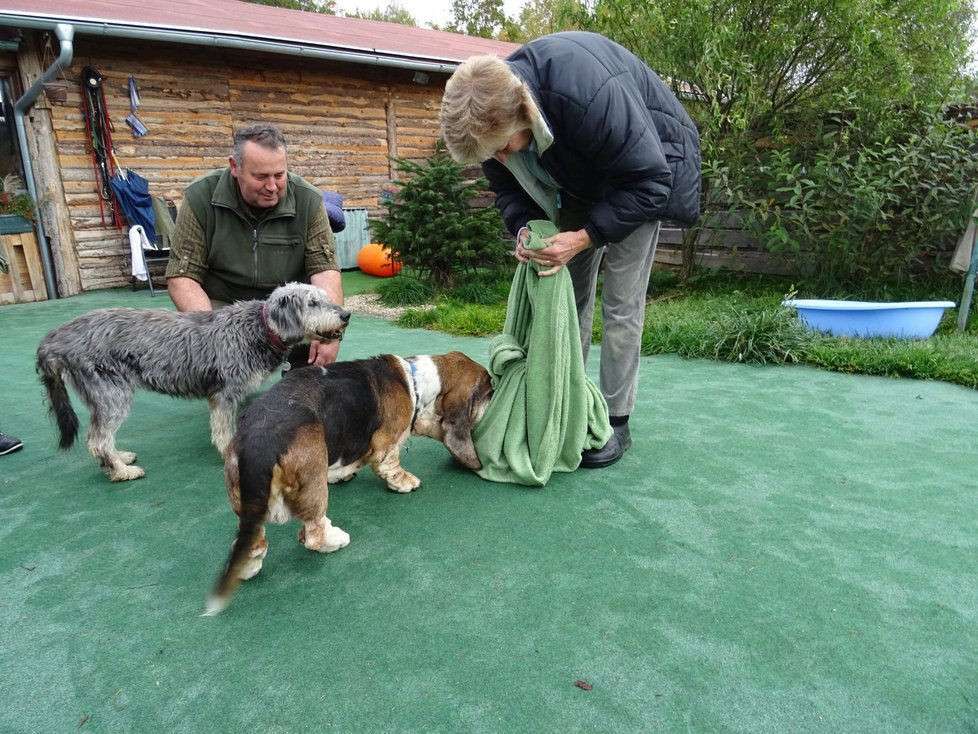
left=13, top=23, right=74, bottom=300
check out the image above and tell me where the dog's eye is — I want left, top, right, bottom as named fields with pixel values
left=308, top=299, right=321, bottom=308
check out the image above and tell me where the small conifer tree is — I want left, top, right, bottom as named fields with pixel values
left=370, top=143, right=507, bottom=288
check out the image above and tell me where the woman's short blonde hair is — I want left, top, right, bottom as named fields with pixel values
left=439, top=55, right=531, bottom=165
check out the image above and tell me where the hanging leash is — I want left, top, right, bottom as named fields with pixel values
left=81, top=66, right=120, bottom=228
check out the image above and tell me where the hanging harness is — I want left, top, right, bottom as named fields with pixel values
left=80, top=66, right=120, bottom=228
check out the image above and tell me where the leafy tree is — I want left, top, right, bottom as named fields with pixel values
left=370, top=145, right=509, bottom=288
left=500, top=0, right=584, bottom=43
left=345, top=1, right=417, bottom=25
left=737, top=106, right=978, bottom=292
left=578, top=0, right=977, bottom=285
left=446, top=0, right=507, bottom=38
left=583, top=0, right=973, bottom=137
left=243, top=0, right=337, bottom=12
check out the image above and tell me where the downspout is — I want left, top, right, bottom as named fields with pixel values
left=13, top=23, right=73, bottom=300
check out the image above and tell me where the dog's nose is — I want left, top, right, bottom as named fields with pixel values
left=339, top=310, right=351, bottom=323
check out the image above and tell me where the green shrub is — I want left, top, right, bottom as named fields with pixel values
left=395, top=308, right=440, bottom=330
left=737, top=106, right=978, bottom=293
left=702, top=301, right=812, bottom=364
left=642, top=290, right=810, bottom=364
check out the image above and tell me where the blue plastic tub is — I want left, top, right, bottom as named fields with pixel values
left=782, top=299, right=956, bottom=339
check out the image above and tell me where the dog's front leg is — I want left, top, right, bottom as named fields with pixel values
left=373, top=445, right=421, bottom=493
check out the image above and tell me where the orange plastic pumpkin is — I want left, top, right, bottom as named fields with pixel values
left=357, top=243, right=402, bottom=277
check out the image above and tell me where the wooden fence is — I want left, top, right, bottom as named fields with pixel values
left=658, top=211, right=793, bottom=275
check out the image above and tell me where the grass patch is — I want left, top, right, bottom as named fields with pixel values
left=373, top=266, right=978, bottom=389
left=643, top=292, right=812, bottom=364
left=805, top=329, right=978, bottom=388
left=397, top=301, right=507, bottom=337
left=376, top=275, right=435, bottom=306
left=340, top=269, right=387, bottom=296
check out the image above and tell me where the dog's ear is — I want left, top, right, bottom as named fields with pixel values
left=264, top=283, right=309, bottom=344
left=442, top=415, right=481, bottom=469
left=435, top=352, right=493, bottom=470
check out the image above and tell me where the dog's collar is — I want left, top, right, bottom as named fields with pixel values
left=407, top=358, right=421, bottom=432
left=261, top=304, right=288, bottom=351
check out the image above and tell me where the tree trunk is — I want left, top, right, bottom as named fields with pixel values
left=679, top=224, right=701, bottom=284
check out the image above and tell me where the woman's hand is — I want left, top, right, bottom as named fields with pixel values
left=514, top=228, right=592, bottom=277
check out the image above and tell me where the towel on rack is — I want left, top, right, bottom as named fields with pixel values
left=951, top=205, right=977, bottom=275
left=129, top=225, right=151, bottom=281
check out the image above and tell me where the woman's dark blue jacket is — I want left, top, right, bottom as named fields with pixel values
left=483, top=31, right=701, bottom=246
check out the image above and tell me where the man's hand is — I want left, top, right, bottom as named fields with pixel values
left=308, top=269, right=344, bottom=365
left=307, top=338, right=340, bottom=366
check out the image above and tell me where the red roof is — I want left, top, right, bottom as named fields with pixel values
left=0, top=0, right=519, bottom=71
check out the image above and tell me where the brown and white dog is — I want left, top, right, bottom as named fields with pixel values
left=204, top=351, right=493, bottom=615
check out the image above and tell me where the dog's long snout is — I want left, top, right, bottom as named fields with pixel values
left=317, top=307, right=351, bottom=342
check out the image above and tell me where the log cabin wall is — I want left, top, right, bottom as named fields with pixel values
left=35, top=35, right=448, bottom=294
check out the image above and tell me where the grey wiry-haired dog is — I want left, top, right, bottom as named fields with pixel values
left=36, top=282, right=350, bottom=482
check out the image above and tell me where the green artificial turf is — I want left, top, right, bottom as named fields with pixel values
left=1, top=287, right=976, bottom=732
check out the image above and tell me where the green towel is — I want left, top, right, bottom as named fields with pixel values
left=473, top=220, right=612, bottom=486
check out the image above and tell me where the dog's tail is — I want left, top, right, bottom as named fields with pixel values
left=203, top=449, right=273, bottom=616
left=36, top=353, right=79, bottom=451
left=203, top=513, right=264, bottom=616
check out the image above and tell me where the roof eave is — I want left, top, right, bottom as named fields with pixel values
left=0, top=11, right=467, bottom=74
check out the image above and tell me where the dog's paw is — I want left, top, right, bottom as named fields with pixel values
left=117, top=451, right=137, bottom=465
left=110, top=464, right=145, bottom=482
left=386, top=470, right=421, bottom=493
left=323, top=522, right=350, bottom=553
left=299, top=517, right=350, bottom=553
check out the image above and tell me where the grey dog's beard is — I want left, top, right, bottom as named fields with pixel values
left=315, top=328, right=345, bottom=342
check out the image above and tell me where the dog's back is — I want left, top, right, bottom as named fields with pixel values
left=37, top=305, right=275, bottom=396
left=206, top=352, right=492, bottom=614
left=35, top=285, right=351, bottom=482
left=207, top=358, right=411, bottom=613
left=235, top=358, right=410, bottom=469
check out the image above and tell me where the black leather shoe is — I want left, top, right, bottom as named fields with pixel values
left=580, top=424, right=631, bottom=468
left=0, top=432, right=23, bottom=456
